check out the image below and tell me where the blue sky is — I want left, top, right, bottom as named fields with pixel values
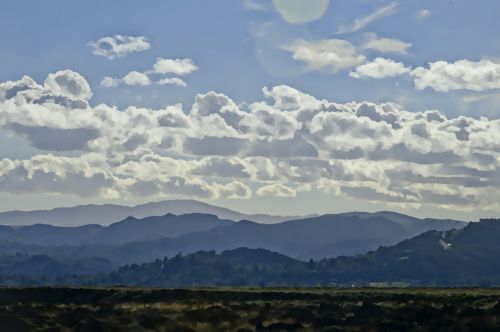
left=1, top=0, right=500, bottom=220
left=2, top=0, right=499, bottom=115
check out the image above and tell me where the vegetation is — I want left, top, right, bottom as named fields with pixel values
left=1, top=287, right=500, bottom=331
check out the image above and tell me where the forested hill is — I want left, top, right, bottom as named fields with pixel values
left=96, top=219, right=500, bottom=287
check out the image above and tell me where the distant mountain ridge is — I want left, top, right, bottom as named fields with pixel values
left=0, top=213, right=234, bottom=246
left=0, top=211, right=467, bottom=264
left=97, top=213, right=465, bottom=263
left=3, top=218, right=494, bottom=287
left=2, top=215, right=499, bottom=287
left=0, top=199, right=303, bottom=227
left=104, top=219, right=500, bottom=287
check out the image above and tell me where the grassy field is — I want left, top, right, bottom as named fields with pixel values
left=1, top=287, right=500, bottom=331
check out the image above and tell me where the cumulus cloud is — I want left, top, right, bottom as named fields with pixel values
left=362, top=33, right=411, bottom=54
left=411, top=60, right=500, bottom=92
left=100, top=76, right=120, bottom=88
left=44, top=70, right=93, bottom=100
left=257, top=183, right=297, bottom=197
left=7, top=124, right=100, bottom=151
left=192, top=156, right=252, bottom=179
left=344, top=58, right=500, bottom=93
left=100, top=71, right=151, bottom=87
left=0, top=155, right=118, bottom=198
left=88, top=35, right=151, bottom=60
left=101, top=58, right=197, bottom=88
left=282, top=39, right=366, bottom=73
left=219, top=181, right=252, bottom=199
left=2, top=70, right=500, bottom=211
left=122, top=71, right=151, bottom=86
left=157, top=77, right=187, bottom=87
left=350, top=57, right=410, bottom=79
left=153, top=58, right=199, bottom=75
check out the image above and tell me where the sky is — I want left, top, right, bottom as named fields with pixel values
left=0, top=0, right=500, bottom=221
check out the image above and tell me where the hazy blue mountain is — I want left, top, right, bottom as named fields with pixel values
left=33, top=219, right=500, bottom=286
left=96, top=213, right=465, bottom=263
left=88, top=213, right=233, bottom=245
left=0, top=212, right=463, bottom=265
left=3, top=220, right=500, bottom=287
left=0, top=211, right=467, bottom=266
left=0, top=213, right=233, bottom=246
left=0, top=199, right=299, bottom=227
left=0, top=224, right=103, bottom=246
left=94, top=219, right=500, bottom=287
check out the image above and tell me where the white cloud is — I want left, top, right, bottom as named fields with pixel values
left=282, top=39, right=366, bottom=72
left=2, top=70, right=500, bottom=211
left=100, top=76, right=120, bottom=88
left=256, top=183, right=297, bottom=197
left=218, top=181, right=252, bottom=199
left=44, top=70, right=93, bottom=100
left=101, top=58, right=197, bottom=88
left=102, top=71, right=151, bottom=87
left=153, top=58, right=199, bottom=75
left=0, top=155, right=118, bottom=198
left=121, top=71, right=151, bottom=86
left=350, top=57, right=410, bottom=79
left=411, top=60, right=500, bottom=92
left=157, top=77, right=187, bottom=87
left=335, top=2, right=398, bottom=34
left=88, top=35, right=151, bottom=60
left=362, top=33, right=411, bottom=54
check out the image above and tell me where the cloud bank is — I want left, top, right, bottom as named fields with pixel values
left=1, top=70, right=500, bottom=212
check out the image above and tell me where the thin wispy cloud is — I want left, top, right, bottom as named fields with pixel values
left=361, top=33, right=412, bottom=54
left=334, top=2, right=399, bottom=34
left=242, top=0, right=268, bottom=11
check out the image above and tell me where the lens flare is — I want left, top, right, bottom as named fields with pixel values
left=272, top=0, right=330, bottom=24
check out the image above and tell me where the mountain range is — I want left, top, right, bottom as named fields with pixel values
left=0, top=199, right=301, bottom=226
left=108, top=218, right=500, bottom=287
left=2, top=200, right=493, bottom=286
left=0, top=209, right=465, bottom=266
left=2, top=218, right=499, bottom=287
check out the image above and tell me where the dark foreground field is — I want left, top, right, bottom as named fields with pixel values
left=1, top=287, right=500, bottom=331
